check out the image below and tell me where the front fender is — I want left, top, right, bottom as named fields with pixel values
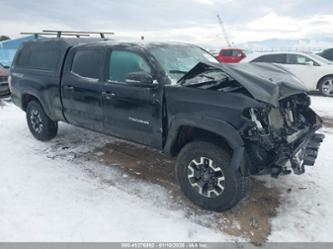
left=164, top=114, right=245, bottom=171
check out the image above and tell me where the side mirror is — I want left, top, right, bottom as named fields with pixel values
left=305, top=61, right=314, bottom=66
left=125, top=71, right=156, bottom=88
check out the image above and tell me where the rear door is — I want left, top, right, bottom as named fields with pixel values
left=61, top=46, right=105, bottom=131
left=101, top=47, right=163, bottom=148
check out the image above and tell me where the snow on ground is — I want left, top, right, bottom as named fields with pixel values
left=264, top=95, right=333, bottom=241
left=265, top=133, right=333, bottom=241
left=0, top=95, right=333, bottom=242
left=311, top=95, right=333, bottom=118
left=0, top=102, right=233, bottom=242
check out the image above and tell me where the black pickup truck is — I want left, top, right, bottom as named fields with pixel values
left=10, top=38, right=324, bottom=211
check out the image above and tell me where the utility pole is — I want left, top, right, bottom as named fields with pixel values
left=216, top=14, right=232, bottom=47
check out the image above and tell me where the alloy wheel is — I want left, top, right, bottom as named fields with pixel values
left=187, top=157, right=225, bottom=198
left=30, top=109, right=43, bottom=134
left=321, top=78, right=333, bottom=96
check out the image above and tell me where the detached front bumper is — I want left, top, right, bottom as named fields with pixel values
left=272, top=130, right=325, bottom=177
left=291, top=132, right=325, bottom=174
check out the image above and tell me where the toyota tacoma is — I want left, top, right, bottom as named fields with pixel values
left=10, top=37, right=324, bottom=211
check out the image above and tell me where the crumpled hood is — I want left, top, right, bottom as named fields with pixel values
left=178, top=62, right=308, bottom=107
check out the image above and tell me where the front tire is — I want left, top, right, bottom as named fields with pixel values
left=318, top=76, right=333, bottom=97
left=176, top=141, right=247, bottom=212
left=26, top=100, right=58, bottom=141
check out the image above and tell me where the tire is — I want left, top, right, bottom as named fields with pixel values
left=26, top=100, right=58, bottom=141
left=175, top=141, right=248, bottom=212
left=318, top=76, right=333, bottom=97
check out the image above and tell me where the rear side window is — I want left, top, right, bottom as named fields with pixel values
left=71, top=49, right=104, bottom=79
left=109, top=50, right=151, bottom=83
left=221, top=50, right=233, bottom=56
left=221, top=50, right=242, bottom=57
left=16, top=50, right=30, bottom=66
left=16, top=47, right=60, bottom=71
left=231, top=50, right=242, bottom=56
left=252, top=54, right=286, bottom=64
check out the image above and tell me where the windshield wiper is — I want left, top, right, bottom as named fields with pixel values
left=169, top=70, right=188, bottom=74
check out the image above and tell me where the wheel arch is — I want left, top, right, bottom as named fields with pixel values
left=168, top=125, right=233, bottom=156
left=163, top=116, right=245, bottom=172
left=21, top=93, right=41, bottom=111
left=316, top=74, right=333, bottom=89
left=20, top=91, right=54, bottom=120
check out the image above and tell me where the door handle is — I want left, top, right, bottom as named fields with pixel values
left=102, top=91, right=116, bottom=100
left=64, top=85, right=74, bottom=90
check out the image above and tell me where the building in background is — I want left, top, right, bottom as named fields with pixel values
left=0, top=35, right=42, bottom=67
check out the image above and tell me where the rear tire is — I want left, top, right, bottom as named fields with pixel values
left=318, top=76, right=333, bottom=97
left=175, top=141, right=248, bottom=212
left=26, top=100, right=58, bottom=141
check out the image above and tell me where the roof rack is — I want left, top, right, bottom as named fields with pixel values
left=43, top=30, right=115, bottom=39
left=20, top=30, right=115, bottom=39
left=21, top=32, right=91, bottom=38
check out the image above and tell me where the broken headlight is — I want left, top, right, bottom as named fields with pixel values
left=268, top=108, right=284, bottom=129
left=245, top=107, right=270, bottom=132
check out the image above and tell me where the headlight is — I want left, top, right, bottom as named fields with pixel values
left=268, top=108, right=284, bottom=129
left=249, top=108, right=264, bottom=130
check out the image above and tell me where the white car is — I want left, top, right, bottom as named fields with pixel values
left=242, top=51, right=333, bottom=96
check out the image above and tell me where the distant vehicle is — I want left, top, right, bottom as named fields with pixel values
left=10, top=37, right=324, bottom=211
left=0, top=63, right=9, bottom=97
left=242, top=51, right=333, bottom=97
left=318, top=48, right=333, bottom=62
left=216, top=48, right=246, bottom=63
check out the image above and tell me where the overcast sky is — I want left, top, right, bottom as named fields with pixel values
left=0, top=0, right=332, bottom=47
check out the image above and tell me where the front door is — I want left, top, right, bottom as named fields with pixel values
left=61, top=47, right=105, bottom=131
left=102, top=48, right=163, bottom=148
left=283, top=54, right=319, bottom=90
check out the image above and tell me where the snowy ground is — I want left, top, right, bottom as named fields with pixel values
left=0, top=95, right=333, bottom=243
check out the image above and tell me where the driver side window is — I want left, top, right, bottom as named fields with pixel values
left=109, top=50, right=151, bottom=83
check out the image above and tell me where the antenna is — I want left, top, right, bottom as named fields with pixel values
left=216, top=14, right=232, bottom=47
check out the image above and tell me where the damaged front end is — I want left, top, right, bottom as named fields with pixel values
left=177, top=62, right=325, bottom=177
left=241, top=93, right=325, bottom=177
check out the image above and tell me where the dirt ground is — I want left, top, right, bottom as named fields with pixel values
left=86, top=141, right=281, bottom=245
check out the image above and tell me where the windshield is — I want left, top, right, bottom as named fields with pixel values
left=148, top=45, right=219, bottom=83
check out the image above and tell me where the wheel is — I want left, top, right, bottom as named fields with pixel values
left=175, top=141, right=248, bottom=212
left=26, top=100, right=58, bottom=141
left=318, top=76, right=333, bottom=97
